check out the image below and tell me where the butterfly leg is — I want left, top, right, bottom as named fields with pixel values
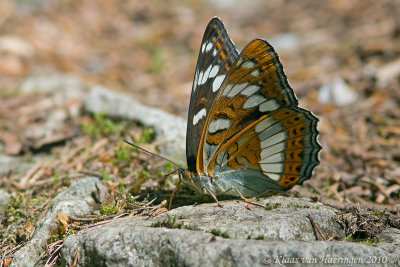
left=203, top=186, right=224, bottom=208
left=168, top=180, right=181, bottom=210
left=221, top=186, right=253, bottom=202
left=221, top=187, right=265, bottom=208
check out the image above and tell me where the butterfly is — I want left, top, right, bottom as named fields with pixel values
left=126, top=17, right=321, bottom=207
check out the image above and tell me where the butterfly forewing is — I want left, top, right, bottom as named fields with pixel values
left=198, top=39, right=297, bottom=171
left=186, top=17, right=238, bottom=172
left=198, top=39, right=321, bottom=190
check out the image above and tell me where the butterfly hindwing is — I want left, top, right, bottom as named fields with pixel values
left=186, top=17, right=238, bottom=172
left=212, top=107, right=320, bottom=194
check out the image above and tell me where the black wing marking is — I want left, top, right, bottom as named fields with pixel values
left=186, top=17, right=239, bottom=172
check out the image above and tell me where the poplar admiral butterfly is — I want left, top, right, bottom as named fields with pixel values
left=126, top=17, right=321, bottom=207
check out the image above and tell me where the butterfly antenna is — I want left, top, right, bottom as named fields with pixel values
left=164, top=168, right=179, bottom=178
left=122, top=139, right=183, bottom=169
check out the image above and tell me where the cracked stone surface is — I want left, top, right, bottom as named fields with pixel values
left=59, top=196, right=399, bottom=267
left=10, top=177, right=107, bottom=267
left=10, top=177, right=400, bottom=267
left=154, top=196, right=343, bottom=241
left=61, top=225, right=395, bottom=267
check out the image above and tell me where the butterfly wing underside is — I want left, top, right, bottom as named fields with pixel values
left=198, top=39, right=321, bottom=194
left=186, top=17, right=239, bottom=172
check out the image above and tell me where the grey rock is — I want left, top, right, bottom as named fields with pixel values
left=375, top=58, right=400, bottom=86
left=377, top=228, right=400, bottom=257
left=11, top=177, right=108, bottom=267
left=0, top=154, right=51, bottom=176
left=16, top=74, right=87, bottom=149
left=206, top=0, right=243, bottom=10
left=160, top=196, right=343, bottom=241
left=268, top=33, right=301, bottom=53
left=0, top=35, right=35, bottom=57
left=62, top=226, right=395, bottom=267
left=0, top=189, right=11, bottom=215
left=84, top=86, right=186, bottom=160
left=60, top=196, right=399, bottom=267
left=20, top=73, right=87, bottom=103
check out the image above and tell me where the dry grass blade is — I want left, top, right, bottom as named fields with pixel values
left=69, top=247, right=81, bottom=267
left=307, top=213, right=327, bottom=241
left=43, top=240, right=63, bottom=267
left=1, top=244, right=23, bottom=267
left=18, top=161, right=43, bottom=189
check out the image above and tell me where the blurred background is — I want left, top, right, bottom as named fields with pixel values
left=0, top=0, right=399, bottom=206
left=1, top=0, right=399, bottom=114
left=1, top=0, right=400, bottom=257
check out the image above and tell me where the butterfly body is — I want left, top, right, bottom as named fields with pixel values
left=181, top=169, right=287, bottom=198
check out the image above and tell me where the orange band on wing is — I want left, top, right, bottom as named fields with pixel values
left=196, top=127, right=206, bottom=174
left=206, top=114, right=269, bottom=176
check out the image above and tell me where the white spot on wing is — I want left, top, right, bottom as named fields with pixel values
left=260, top=131, right=287, bottom=148
left=209, top=65, right=220, bottom=78
left=260, top=163, right=284, bottom=172
left=205, top=42, right=213, bottom=52
left=236, top=58, right=244, bottom=67
left=243, top=95, right=266, bottom=109
left=260, top=142, right=285, bottom=159
left=193, top=71, right=199, bottom=91
left=198, top=71, right=204, bottom=86
left=201, top=42, right=207, bottom=53
left=212, top=49, right=217, bottom=56
left=193, top=108, right=206, bottom=125
left=255, top=117, right=276, bottom=133
left=199, top=65, right=212, bottom=85
left=259, top=99, right=280, bottom=112
left=242, top=61, right=255, bottom=68
left=208, top=118, right=231, bottom=134
left=213, top=75, right=225, bottom=92
left=222, top=84, right=233, bottom=96
left=241, top=85, right=260, bottom=96
left=226, top=82, right=249, bottom=98
left=265, top=172, right=281, bottom=181
left=251, top=69, right=260, bottom=77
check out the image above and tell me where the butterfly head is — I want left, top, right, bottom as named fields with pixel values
left=177, top=168, right=211, bottom=194
left=178, top=168, right=193, bottom=181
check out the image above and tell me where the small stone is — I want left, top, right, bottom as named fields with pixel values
left=376, top=58, right=400, bottom=86
left=268, top=33, right=300, bottom=53
left=84, top=86, right=186, bottom=159
left=11, top=177, right=107, bottom=266
left=20, top=74, right=86, bottom=101
left=318, top=77, right=358, bottom=106
left=0, top=35, right=35, bottom=58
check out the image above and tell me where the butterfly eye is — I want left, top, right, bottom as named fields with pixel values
left=183, top=171, right=191, bottom=180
